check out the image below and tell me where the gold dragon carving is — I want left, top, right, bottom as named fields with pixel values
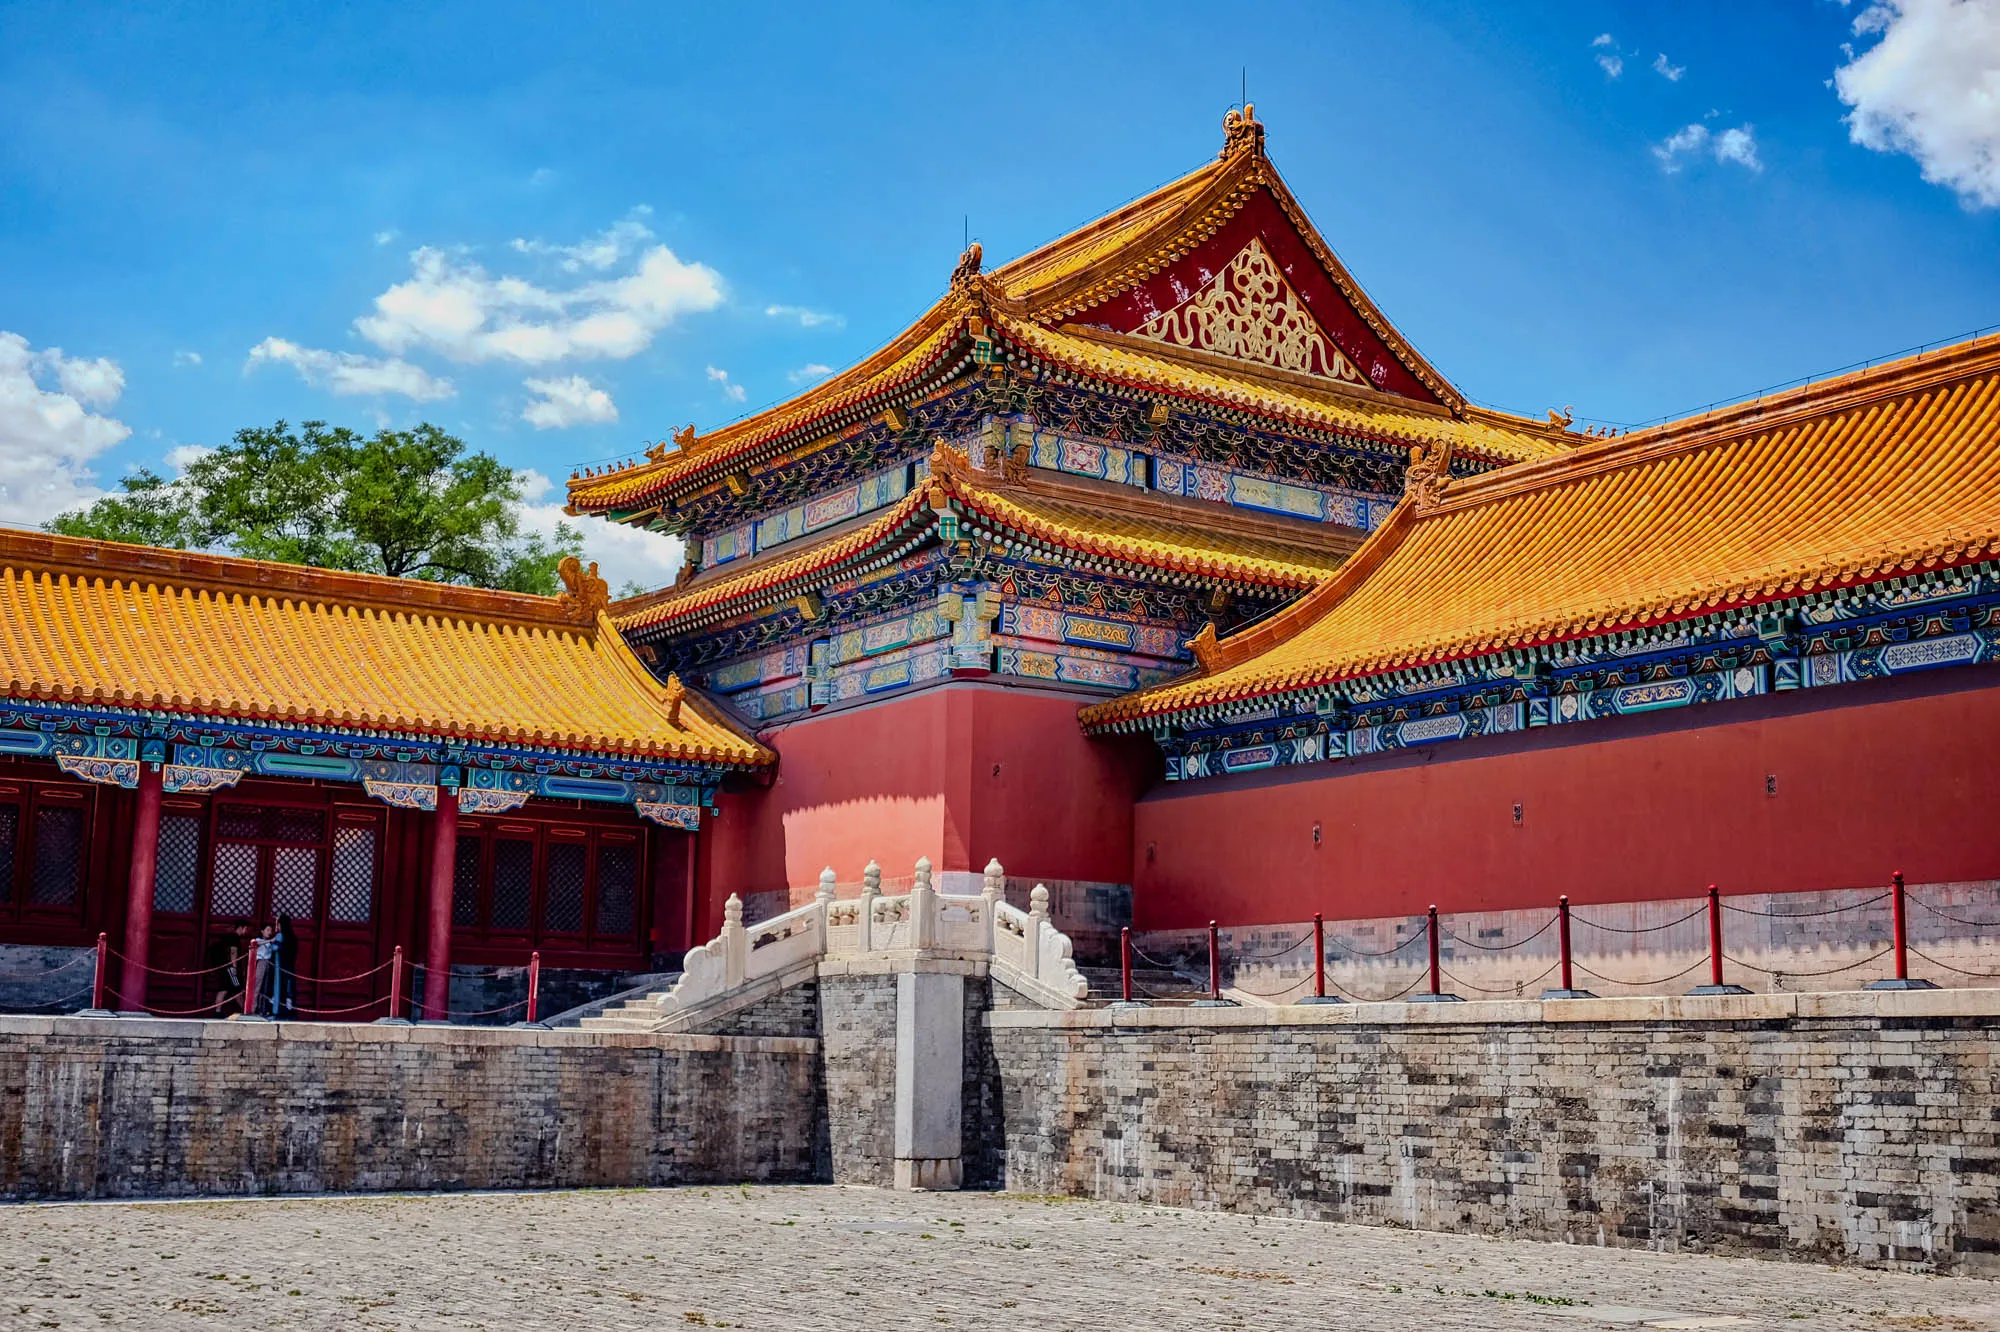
left=1137, top=239, right=1362, bottom=384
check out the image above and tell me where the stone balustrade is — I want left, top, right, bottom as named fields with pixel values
left=643, top=857, right=1088, bottom=1033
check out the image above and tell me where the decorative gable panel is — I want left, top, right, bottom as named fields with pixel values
left=1136, top=239, right=1363, bottom=385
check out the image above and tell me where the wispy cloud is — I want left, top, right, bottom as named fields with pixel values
left=1654, top=123, right=1763, bottom=174
left=510, top=211, right=655, bottom=273
left=788, top=363, right=834, bottom=386
left=1653, top=52, right=1685, bottom=81
left=706, top=365, right=747, bottom=403
left=373, top=230, right=398, bottom=246
left=172, top=349, right=202, bottom=367
left=521, top=374, right=618, bottom=429
left=1835, top=0, right=2000, bottom=209
left=1592, top=32, right=1624, bottom=78
left=765, top=303, right=845, bottom=329
left=246, top=337, right=456, bottom=400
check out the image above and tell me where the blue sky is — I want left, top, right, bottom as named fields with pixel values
left=3, top=1, right=1997, bottom=587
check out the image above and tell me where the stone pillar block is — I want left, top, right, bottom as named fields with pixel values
left=893, top=970, right=963, bottom=1190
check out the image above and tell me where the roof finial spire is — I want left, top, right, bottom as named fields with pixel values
left=1222, top=102, right=1264, bottom=159
left=951, top=240, right=983, bottom=292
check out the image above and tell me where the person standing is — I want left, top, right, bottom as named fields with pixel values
left=253, top=924, right=279, bottom=1018
left=206, top=924, right=248, bottom=1016
left=275, top=913, right=299, bottom=1018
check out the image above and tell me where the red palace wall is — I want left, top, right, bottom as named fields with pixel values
left=696, top=682, right=1155, bottom=936
left=1131, top=666, right=2000, bottom=931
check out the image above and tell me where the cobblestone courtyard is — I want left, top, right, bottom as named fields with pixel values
left=2, top=1187, right=1996, bottom=1332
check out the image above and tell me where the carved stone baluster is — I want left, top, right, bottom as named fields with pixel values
left=859, top=860, right=881, bottom=953
left=911, top=855, right=936, bottom=951
left=816, top=866, right=837, bottom=950
left=1027, top=884, right=1050, bottom=981
left=982, top=858, right=1004, bottom=952
left=722, top=893, right=747, bottom=989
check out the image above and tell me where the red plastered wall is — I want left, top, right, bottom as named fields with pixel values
left=1132, top=668, right=2000, bottom=930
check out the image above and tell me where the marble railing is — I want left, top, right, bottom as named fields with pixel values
left=659, top=857, right=1089, bottom=1025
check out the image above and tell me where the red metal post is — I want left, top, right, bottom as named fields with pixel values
left=91, top=932, right=108, bottom=1011
left=1557, top=896, right=1574, bottom=993
left=1120, top=927, right=1133, bottom=1002
left=1208, top=920, right=1221, bottom=1001
left=1312, top=913, right=1326, bottom=1000
left=526, top=951, right=542, bottom=1023
left=421, top=790, right=459, bottom=1021
left=1428, top=905, right=1442, bottom=997
left=117, top=762, right=164, bottom=1011
left=388, top=945, right=404, bottom=1020
left=1890, top=870, right=1909, bottom=982
left=1708, top=884, right=1725, bottom=988
left=241, top=943, right=259, bottom=1018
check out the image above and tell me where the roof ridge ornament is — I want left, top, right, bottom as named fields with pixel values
left=1403, top=441, right=1453, bottom=514
left=951, top=241, right=984, bottom=293
left=1221, top=103, right=1265, bottom=159
left=556, top=555, right=611, bottom=626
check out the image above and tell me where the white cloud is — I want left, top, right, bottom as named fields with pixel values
left=521, top=374, right=618, bottom=429
left=173, top=349, right=202, bottom=367
left=164, top=444, right=214, bottom=475
left=706, top=365, right=748, bottom=403
left=514, top=468, right=684, bottom=591
left=1835, top=0, right=2000, bottom=208
left=788, top=363, right=834, bottom=385
left=1592, top=35, right=1623, bottom=78
left=1592, top=33, right=1614, bottom=46
left=1714, top=125, right=1763, bottom=171
left=1653, top=52, right=1685, bottom=81
left=354, top=225, right=723, bottom=366
left=528, top=168, right=556, bottom=187
left=1654, top=122, right=1762, bottom=173
left=373, top=230, right=398, bottom=246
left=511, top=212, right=655, bottom=273
left=764, top=303, right=845, bottom=329
left=246, top=336, right=456, bottom=400
left=0, top=331, right=130, bottom=523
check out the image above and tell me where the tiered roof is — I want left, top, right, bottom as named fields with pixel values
left=1081, top=331, right=2000, bottom=730
left=567, top=107, right=1569, bottom=526
left=0, top=530, right=771, bottom=767
left=611, top=442, right=1355, bottom=638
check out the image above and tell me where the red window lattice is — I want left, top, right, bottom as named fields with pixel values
left=542, top=841, right=587, bottom=934
left=0, top=804, right=16, bottom=905
left=152, top=813, right=203, bottom=914
left=595, top=842, right=637, bottom=936
left=29, top=805, right=84, bottom=906
left=451, top=838, right=482, bottom=927
left=490, top=840, right=534, bottom=930
left=328, top=824, right=376, bottom=924
left=210, top=842, right=258, bottom=917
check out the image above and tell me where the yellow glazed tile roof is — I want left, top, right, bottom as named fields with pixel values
left=613, top=444, right=1353, bottom=637
left=997, top=317, right=1561, bottom=466
left=1083, top=331, right=2000, bottom=728
left=0, top=531, right=770, bottom=766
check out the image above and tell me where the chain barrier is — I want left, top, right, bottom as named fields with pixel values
left=1569, top=904, right=1709, bottom=935
left=1438, top=960, right=1561, bottom=995
left=1229, top=931, right=1314, bottom=963
left=1907, top=947, right=2000, bottom=979
left=0, top=953, right=95, bottom=985
left=1722, top=947, right=1893, bottom=978
left=1323, top=926, right=1429, bottom=959
left=1908, top=895, right=2000, bottom=930
left=1326, top=970, right=1430, bottom=1003
left=1572, top=955, right=1713, bottom=988
left=1722, top=892, right=1889, bottom=919
left=1442, top=913, right=1557, bottom=952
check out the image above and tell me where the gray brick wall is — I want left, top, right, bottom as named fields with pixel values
left=0, top=1018, right=820, bottom=1201
left=986, top=1009, right=2000, bottom=1275
left=817, top=974, right=897, bottom=1186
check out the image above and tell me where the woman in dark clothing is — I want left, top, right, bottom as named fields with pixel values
left=275, top=913, right=299, bottom=1018
left=204, top=923, right=249, bottom=1016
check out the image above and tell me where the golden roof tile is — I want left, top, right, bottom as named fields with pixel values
left=0, top=531, right=771, bottom=766
left=1082, top=331, right=2000, bottom=728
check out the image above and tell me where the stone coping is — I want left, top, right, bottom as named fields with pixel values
left=0, top=1014, right=817, bottom=1054
left=987, top=986, right=2000, bottom=1029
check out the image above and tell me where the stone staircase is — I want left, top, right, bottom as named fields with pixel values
left=1077, top=963, right=1212, bottom=1006
left=573, top=977, right=684, bottom=1031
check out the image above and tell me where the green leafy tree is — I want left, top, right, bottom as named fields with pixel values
left=48, top=420, right=582, bottom=595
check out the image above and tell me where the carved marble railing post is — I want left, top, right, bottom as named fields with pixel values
left=815, top=867, right=836, bottom=950
left=1026, top=884, right=1050, bottom=982
left=910, top=856, right=937, bottom=950
left=982, top=858, right=1004, bottom=952
left=722, top=893, right=747, bottom=989
left=859, top=860, right=881, bottom=953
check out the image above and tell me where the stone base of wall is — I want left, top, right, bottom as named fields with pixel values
left=986, top=989, right=2000, bottom=1276
left=0, top=944, right=97, bottom=1013
left=0, top=1016, right=820, bottom=1201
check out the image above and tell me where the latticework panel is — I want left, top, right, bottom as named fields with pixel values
left=210, top=842, right=258, bottom=917
left=594, top=841, right=637, bottom=937
left=543, top=841, right=586, bottom=934
left=490, top=840, right=534, bottom=930
left=452, top=838, right=483, bottom=927
left=152, top=813, right=203, bottom=914
left=0, top=804, right=17, bottom=904
left=329, top=824, right=376, bottom=923
left=271, top=846, right=319, bottom=918
left=28, top=806, right=84, bottom=906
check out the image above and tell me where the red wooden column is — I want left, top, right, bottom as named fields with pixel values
left=117, top=763, right=164, bottom=1011
left=421, top=790, right=459, bottom=1021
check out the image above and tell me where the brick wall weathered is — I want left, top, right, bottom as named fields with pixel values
left=986, top=992, right=2000, bottom=1275
left=0, top=1016, right=819, bottom=1201
left=817, top=973, right=897, bottom=1186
